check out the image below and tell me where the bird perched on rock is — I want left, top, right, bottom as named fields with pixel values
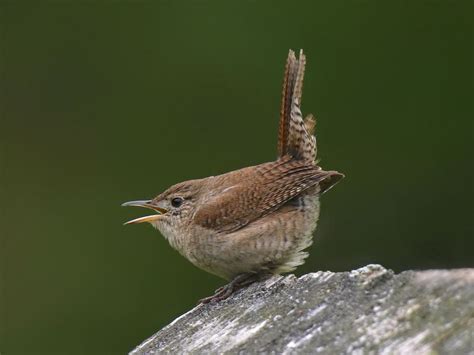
left=123, top=49, right=344, bottom=303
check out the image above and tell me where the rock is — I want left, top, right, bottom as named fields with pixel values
left=130, top=265, right=474, bottom=354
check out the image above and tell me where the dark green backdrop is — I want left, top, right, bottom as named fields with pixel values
left=1, top=1, right=472, bottom=354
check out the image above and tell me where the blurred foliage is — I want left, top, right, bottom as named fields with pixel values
left=1, top=1, right=472, bottom=354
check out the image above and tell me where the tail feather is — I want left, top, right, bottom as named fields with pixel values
left=304, top=114, right=316, bottom=135
left=278, top=50, right=298, bottom=157
left=292, top=49, right=306, bottom=107
left=304, top=114, right=317, bottom=161
left=277, top=49, right=317, bottom=163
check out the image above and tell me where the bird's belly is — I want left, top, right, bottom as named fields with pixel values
left=186, top=194, right=320, bottom=280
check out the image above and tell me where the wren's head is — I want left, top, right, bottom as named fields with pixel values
left=122, top=178, right=206, bottom=240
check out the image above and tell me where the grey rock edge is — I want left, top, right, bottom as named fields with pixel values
left=130, top=265, right=474, bottom=354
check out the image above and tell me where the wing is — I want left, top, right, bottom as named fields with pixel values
left=194, top=157, right=342, bottom=234
left=277, top=49, right=317, bottom=162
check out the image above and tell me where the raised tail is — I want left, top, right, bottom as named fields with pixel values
left=277, top=49, right=317, bottom=163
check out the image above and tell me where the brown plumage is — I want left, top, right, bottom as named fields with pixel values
left=194, top=156, right=340, bottom=234
left=123, top=49, right=344, bottom=303
left=278, top=49, right=316, bottom=162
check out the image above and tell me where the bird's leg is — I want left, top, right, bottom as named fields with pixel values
left=199, top=273, right=261, bottom=304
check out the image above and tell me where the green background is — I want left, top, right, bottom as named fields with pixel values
left=1, top=1, right=472, bottom=354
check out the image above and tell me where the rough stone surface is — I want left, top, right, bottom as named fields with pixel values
left=131, top=265, right=474, bottom=354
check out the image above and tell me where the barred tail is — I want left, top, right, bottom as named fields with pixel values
left=277, top=49, right=317, bottom=163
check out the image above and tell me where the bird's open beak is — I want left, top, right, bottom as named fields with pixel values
left=121, top=200, right=168, bottom=225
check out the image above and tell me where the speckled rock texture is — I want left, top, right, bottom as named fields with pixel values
left=130, top=265, right=474, bottom=354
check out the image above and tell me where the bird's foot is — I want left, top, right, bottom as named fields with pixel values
left=198, top=273, right=260, bottom=304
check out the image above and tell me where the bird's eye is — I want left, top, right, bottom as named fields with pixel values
left=171, top=197, right=183, bottom=208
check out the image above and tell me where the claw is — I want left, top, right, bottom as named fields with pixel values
left=197, top=273, right=263, bottom=304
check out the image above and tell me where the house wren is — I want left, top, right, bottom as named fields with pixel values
left=123, top=50, right=344, bottom=303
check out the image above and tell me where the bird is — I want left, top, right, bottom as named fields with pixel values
left=122, top=49, right=344, bottom=303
